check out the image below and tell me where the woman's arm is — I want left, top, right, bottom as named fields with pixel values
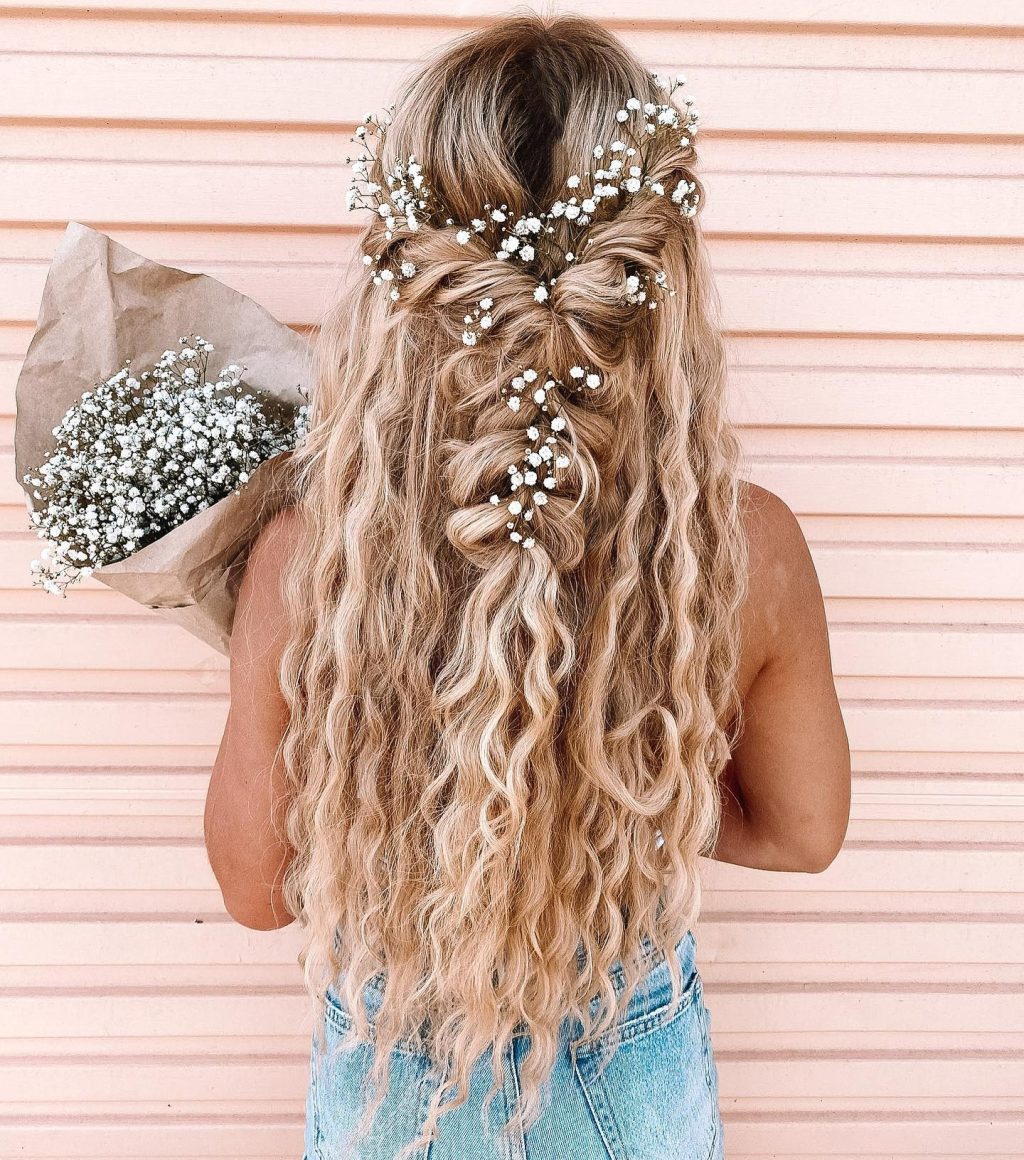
left=203, top=508, right=300, bottom=930
left=712, top=485, right=851, bottom=873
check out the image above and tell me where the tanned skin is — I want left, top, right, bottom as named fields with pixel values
left=714, top=483, right=851, bottom=873
left=204, top=483, right=851, bottom=930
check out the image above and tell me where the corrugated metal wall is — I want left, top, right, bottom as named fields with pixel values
left=2, top=3, right=1022, bottom=1156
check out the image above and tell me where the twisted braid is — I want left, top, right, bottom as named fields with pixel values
left=377, top=168, right=696, bottom=574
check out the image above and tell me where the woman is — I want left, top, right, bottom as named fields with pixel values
left=204, top=13, right=850, bottom=1160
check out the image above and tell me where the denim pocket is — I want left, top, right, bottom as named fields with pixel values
left=573, top=962, right=720, bottom=1160
left=309, top=986, right=435, bottom=1160
left=694, top=976, right=724, bottom=1160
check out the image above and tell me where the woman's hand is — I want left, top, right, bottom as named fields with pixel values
left=203, top=508, right=301, bottom=929
left=712, top=485, right=852, bottom=873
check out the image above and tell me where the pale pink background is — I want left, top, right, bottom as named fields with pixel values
left=1, top=2, right=1022, bottom=1157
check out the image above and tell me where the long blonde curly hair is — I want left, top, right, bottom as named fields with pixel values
left=278, top=11, right=747, bottom=1152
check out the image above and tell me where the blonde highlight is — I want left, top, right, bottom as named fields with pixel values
left=278, top=13, right=747, bottom=1153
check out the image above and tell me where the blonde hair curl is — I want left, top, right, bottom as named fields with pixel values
left=278, top=12, right=747, bottom=1154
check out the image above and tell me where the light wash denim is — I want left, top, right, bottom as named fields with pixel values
left=302, top=930, right=724, bottom=1160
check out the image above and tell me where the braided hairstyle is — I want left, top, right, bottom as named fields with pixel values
left=280, top=13, right=747, bottom=1155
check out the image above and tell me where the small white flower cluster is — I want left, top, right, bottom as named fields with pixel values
left=346, top=106, right=430, bottom=301
left=344, top=71, right=699, bottom=553
left=447, top=73, right=698, bottom=340
left=489, top=365, right=601, bottom=548
left=626, top=269, right=676, bottom=309
left=24, top=334, right=309, bottom=596
left=344, top=73, right=700, bottom=329
left=362, top=252, right=418, bottom=303
left=462, top=296, right=494, bottom=347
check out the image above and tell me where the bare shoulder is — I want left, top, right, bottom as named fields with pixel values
left=247, top=504, right=303, bottom=571
left=736, top=481, right=828, bottom=684
left=738, top=481, right=814, bottom=583
left=243, top=505, right=304, bottom=594
left=232, top=506, right=304, bottom=654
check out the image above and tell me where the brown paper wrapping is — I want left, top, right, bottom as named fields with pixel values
left=14, top=221, right=312, bottom=655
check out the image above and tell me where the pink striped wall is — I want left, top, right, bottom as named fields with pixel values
left=2, top=3, right=1022, bottom=1156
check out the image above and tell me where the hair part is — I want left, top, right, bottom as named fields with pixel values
left=278, top=11, right=747, bottom=1154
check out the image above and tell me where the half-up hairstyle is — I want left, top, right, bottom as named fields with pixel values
left=279, top=11, right=747, bottom=1154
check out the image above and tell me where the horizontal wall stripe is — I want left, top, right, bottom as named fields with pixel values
left=5, top=23, right=1024, bottom=76
left=2, top=0, right=1024, bottom=29
left=3, top=53, right=1024, bottom=139
left=3, top=254, right=1023, bottom=337
left=1, top=543, right=1016, bottom=602
left=745, top=462, right=1022, bottom=517
left=2, top=163, right=1022, bottom=240
left=0, top=694, right=1021, bottom=752
left=0, top=1055, right=1021, bottom=1101
left=2, top=620, right=1023, bottom=679
left=3, top=843, right=1022, bottom=895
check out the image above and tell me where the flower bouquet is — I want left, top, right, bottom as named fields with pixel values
left=14, top=222, right=312, bottom=655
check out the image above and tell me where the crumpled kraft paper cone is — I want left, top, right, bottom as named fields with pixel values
left=14, top=221, right=312, bottom=655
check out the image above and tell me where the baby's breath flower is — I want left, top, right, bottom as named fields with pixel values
left=496, top=364, right=603, bottom=548
left=24, top=335, right=308, bottom=596
left=347, top=73, right=701, bottom=550
left=461, top=294, right=498, bottom=345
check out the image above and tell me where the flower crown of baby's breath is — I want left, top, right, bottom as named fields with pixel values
left=344, top=71, right=700, bottom=551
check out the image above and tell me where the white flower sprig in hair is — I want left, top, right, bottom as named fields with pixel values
left=461, top=296, right=494, bottom=347
left=343, top=71, right=700, bottom=554
left=489, top=364, right=601, bottom=548
left=454, top=72, right=700, bottom=323
left=23, top=335, right=309, bottom=595
left=344, top=73, right=700, bottom=322
left=346, top=106, right=435, bottom=301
